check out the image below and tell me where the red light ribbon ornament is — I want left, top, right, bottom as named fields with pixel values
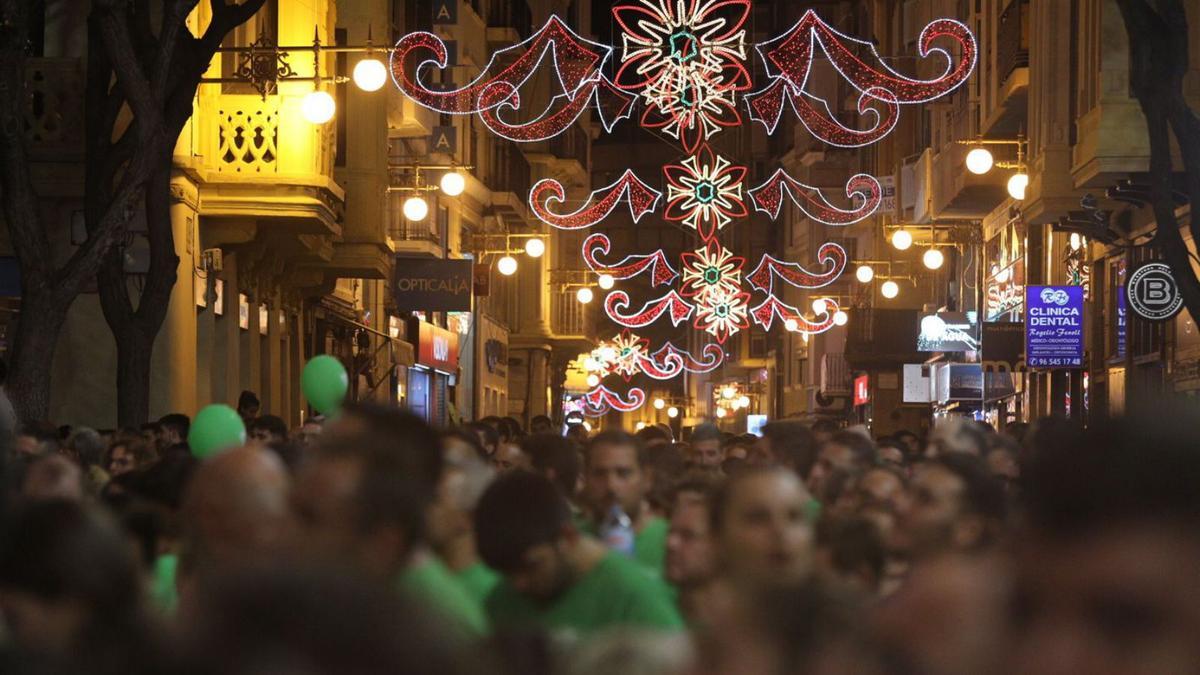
left=751, top=295, right=838, bottom=333
left=390, top=16, right=610, bottom=114
left=747, top=243, right=847, bottom=294
left=649, top=342, right=725, bottom=374
left=478, top=76, right=635, bottom=142
left=757, top=10, right=977, bottom=105
left=530, top=170, right=662, bottom=230
left=749, top=169, right=881, bottom=225
left=582, top=234, right=679, bottom=287
left=604, top=290, right=694, bottom=328
left=746, top=79, right=900, bottom=147
left=582, top=385, right=647, bottom=415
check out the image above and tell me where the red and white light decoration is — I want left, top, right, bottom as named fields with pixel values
left=613, top=0, right=752, bottom=152
left=390, top=6, right=976, bottom=413
left=663, top=144, right=748, bottom=242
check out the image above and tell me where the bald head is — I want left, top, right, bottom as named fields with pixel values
left=182, top=446, right=292, bottom=567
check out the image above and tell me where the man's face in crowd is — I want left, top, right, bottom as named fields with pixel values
left=1011, top=525, right=1200, bottom=675
left=504, top=539, right=575, bottom=604
left=666, top=500, right=716, bottom=587
left=531, top=418, right=553, bottom=435
left=584, top=442, right=645, bottom=517
left=692, top=439, right=723, bottom=468
left=491, top=443, right=528, bottom=472
left=902, top=463, right=968, bottom=552
left=249, top=427, right=283, bottom=446
left=807, top=442, right=858, bottom=495
left=857, top=468, right=909, bottom=514
left=108, top=445, right=136, bottom=476
left=158, top=426, right=179, bottom=448
left=879, top=444, right=905, bottom=468
left=291, top=457, right=379, bottom=572
left=717, top=471, right=813, bottom=585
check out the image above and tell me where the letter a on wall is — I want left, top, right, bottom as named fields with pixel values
left=433, top=0, right=457, bottom=24
left=430, top=126, right=457, bottom=154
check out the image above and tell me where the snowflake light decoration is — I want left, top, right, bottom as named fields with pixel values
left=692, top=286, right=750, bottom=343
left=663, top=144, right=748, bottom=241
left=613, top=0, right=751, bottom=151
left=680, top=241, right=744, bottom=301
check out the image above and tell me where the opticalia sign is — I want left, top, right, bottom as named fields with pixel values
left=412, top=319, right=460, bottom=373
left=1025, top=286, right=1084, bottom=368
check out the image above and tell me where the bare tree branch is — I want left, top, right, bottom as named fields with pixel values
left=93, top=0, right=163, bottom=135
left=151, top=0, right=199, bottom=103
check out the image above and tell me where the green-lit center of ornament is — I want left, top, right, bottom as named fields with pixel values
left=695, top=181, right=715, bottom=203
left=703, top=266, right=721, bottom=284
left=714, top=303, right=729, bottom=317
left=669, top=31, right=699, bottom=63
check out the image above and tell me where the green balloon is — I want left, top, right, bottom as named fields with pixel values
left=302, top=355, right=349, bottom=414
left=189, top=404, right=246, bottom=459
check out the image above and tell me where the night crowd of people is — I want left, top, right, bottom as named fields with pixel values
left=0, top=387, right=1198, bottom=675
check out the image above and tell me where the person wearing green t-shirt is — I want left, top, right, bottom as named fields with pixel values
left=580, top=430, right=670, bottom=574
left=431, top=430, right=503, bottom=605
left=292, top=406, right=488, bottom=639
left=475, top=471, right=684, bottom=637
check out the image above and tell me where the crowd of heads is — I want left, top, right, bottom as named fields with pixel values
left=0, top=392, right=1198, bottom=675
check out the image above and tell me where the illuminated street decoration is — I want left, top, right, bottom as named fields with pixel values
left=613, top=0, right=751, bottom=152
left=749, top=170, right=881, bottom=225
left=604, top=290, right=695, bottom=328
left=587, top=332, right=725, bottom=381
left=582, top=234, right=678, bottom=286
left=479, top=75, right=635, bottom=141
left=386, top=7, right=977, bottom=411
left=530, top=170, right=662, bottom=229
left=680, top=241, right=744, bottom=301
left=581, top=384, right=647, bottom=415
left=747, top=244, right=847, bottom=294
left=663, top=144, right=748, bottom=241
left=390, top=16, right=610, bottom=116
left=691, top=285, right=751, bottom=343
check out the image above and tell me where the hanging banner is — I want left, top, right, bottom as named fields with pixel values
left=1025, top=286, right=1084, bottom=368
left=1126, top=261, right=1183, bottom=322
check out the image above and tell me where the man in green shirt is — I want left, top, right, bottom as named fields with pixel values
left=292, top=405, right=488, bottom=638
left=476, top=471, right=684, bottom=637
left=581, top=431, right=670, bottom=573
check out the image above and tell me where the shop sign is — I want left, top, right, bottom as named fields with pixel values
left=1126, top=262, right=1183, bottom=322
left=413, top=320, right=460, bottom=373
left=394, top=258, right=473, bottom=312
left=853, top=374, right=870, bottom=406
left=1025, top=286, right=1084, bottom=368
left=432, top=0, right=457, bottom=24
left=917, top=311, right=980, bottom=352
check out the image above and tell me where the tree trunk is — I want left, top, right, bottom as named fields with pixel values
left=5, top=290, right=69, bottom=423
left=97, top=153, right=178, bottom=427
left=113, top=323, right=155, bottom=428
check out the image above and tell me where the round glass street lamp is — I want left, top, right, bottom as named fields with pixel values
left=653, top=397, right=665, bottom=410
left=440, top=171, right=466, bottom=196
left=352, top=57, right=388, bottom=91
left=524, top=238, right=545, bottom=258
left=302, top=90, right=336, bottom=124
left=1007, top=172, right=1029, bottom=200
left=855, top=265, right=874, bottom=283
left=586, top=374, right=600, bottom=387
left=785, top=318, right=799, bottom=332
left=881, top=280, right=900, bottom=299
left=736, top=395, right=751, bottom=409
left=667, top=406, right=680, bottom=419
left=576, top=287, right=594, bottom=304
left=965, top=147, right=994, bottom=175
left=923, top=248, right=945, bottom=270
left=833, top=310, right=849, bottom=326
left=716, top=407, right=727, bottom=418
left=496, top=255, right=518, bottom=276
left=402, top=195, right=429, bottom=221
left=892, top=229, right=913, bottom=251
left=598, top=273, right=615, bottom=290
left=811, top=298, right=828, bottom=315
